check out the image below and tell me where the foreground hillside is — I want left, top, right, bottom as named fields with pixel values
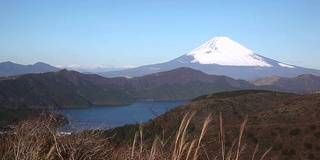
left=108, top=90, right=320, bottom=159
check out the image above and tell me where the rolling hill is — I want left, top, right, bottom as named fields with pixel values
left=250, top=74, right=320, bottom=93
left=0, top=70, right=133, bottom=108
left=112, top=67, right=256, bottom=101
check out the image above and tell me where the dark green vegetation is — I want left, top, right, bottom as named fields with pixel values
left=107, top=90, right=320, bottom=159
left=2, top=67, right=320, bottom=108
left=0, top=108, right=40, bottom=126
left=0, top=108, right=42, bottom=132
left=0, top=67, right=259, bottom=108
left=0, top=70, right=134, bottom=108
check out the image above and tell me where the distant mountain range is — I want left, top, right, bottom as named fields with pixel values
left=99, top=37, right=320, bottom=79
left=0, top=61, right=59, bottom=77
left=2, top=37, right=320, bottom=80
left=1, top=67, right=320, bottom=108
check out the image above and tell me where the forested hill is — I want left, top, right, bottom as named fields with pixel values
left=0, top=68, right=256, bottom=108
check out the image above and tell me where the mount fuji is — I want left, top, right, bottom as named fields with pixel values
left=100, top=37, right=320, bottom=80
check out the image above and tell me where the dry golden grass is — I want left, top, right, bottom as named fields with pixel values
left=125, top=112, right=271, bottom=160
left=0, top=113, right=112, bottom=160
left=0, top=112, right=271, bottom=160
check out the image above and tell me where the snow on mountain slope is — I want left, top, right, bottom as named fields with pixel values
left=99, top=36, right=320, bottom=79
left=187, top=37, right=272, bottom=67
left=278, top=62, right=295, bottom=68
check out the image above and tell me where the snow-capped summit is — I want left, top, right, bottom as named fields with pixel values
left=187, top=37, right=271, bottom=67
left=100, top=36, right=320, bottom=79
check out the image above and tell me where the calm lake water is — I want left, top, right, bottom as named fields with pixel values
left=58, top=101, right=188, bottom=130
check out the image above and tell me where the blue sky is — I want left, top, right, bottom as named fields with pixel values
left=1, top=0, right=320, bottom=70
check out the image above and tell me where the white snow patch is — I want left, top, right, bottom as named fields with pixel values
left=114, top=64, right=137, bottom=69
left=187, top=37, right=272, bottom=67
left=67, top=64, right=82, bottom=69
left=278, top=63, right=295, bottom=68
left=55, top=64, right=64, bottom=68
left=149, top=67, right=161, bottom=71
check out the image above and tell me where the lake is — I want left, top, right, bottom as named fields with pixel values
left=58, top=101, right=188, bottom=130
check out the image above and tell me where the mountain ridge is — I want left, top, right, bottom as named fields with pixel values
left=250, top=73, right=320, bottom=93
left=0, top=61, right=59, bottom=77
left=2, top=67, right=320, bottom=108
left=0, top=67, right=256, bottom=108
left=99, top=37, right=320, bottom=79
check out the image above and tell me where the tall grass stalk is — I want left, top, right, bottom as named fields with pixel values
left=185, top=139, right=197, bottom=160
left=139, top=125, right=144, bottom=160
left=235, top=115, right=248, bottom=160
left=251, top=144, right=259, bottom=160
left=192, top=114, right=212, bottom=160
left=219, top=113, right=271, bottom=160
left=131, top=131, right=138, bottom=159
left=259, top=147, right=272, bottom=160
left=220, top=112, right=225, bottom=160
left=171, top=112, right=195, bottom=160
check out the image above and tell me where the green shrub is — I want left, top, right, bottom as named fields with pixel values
left=154, top=123, right=163, bottom=133
left=282, top=148, right=295, bottom=156
left=246, top=132, right=254, bottom=138
left=270, top=131, right=277, bottom=137
left=273, top=143, right=283, bottom=151
left=289, top=148, right=296, bottom=155
left=187, top=123, right=195, bottom=133
left=281, top=149, right=289, bottom=156
left=314, top=131, right=320, bottom=138
left=289, top=128, right=300, bottom=136
left=252, top=137, right=258, bottom=144
left=304, top=142, right=313, bottom=149
left=103, top=124, right=139, bottom=143
left=310, top=125, right=316, bottom=131
left=307, top=153, right=314, bottom=159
